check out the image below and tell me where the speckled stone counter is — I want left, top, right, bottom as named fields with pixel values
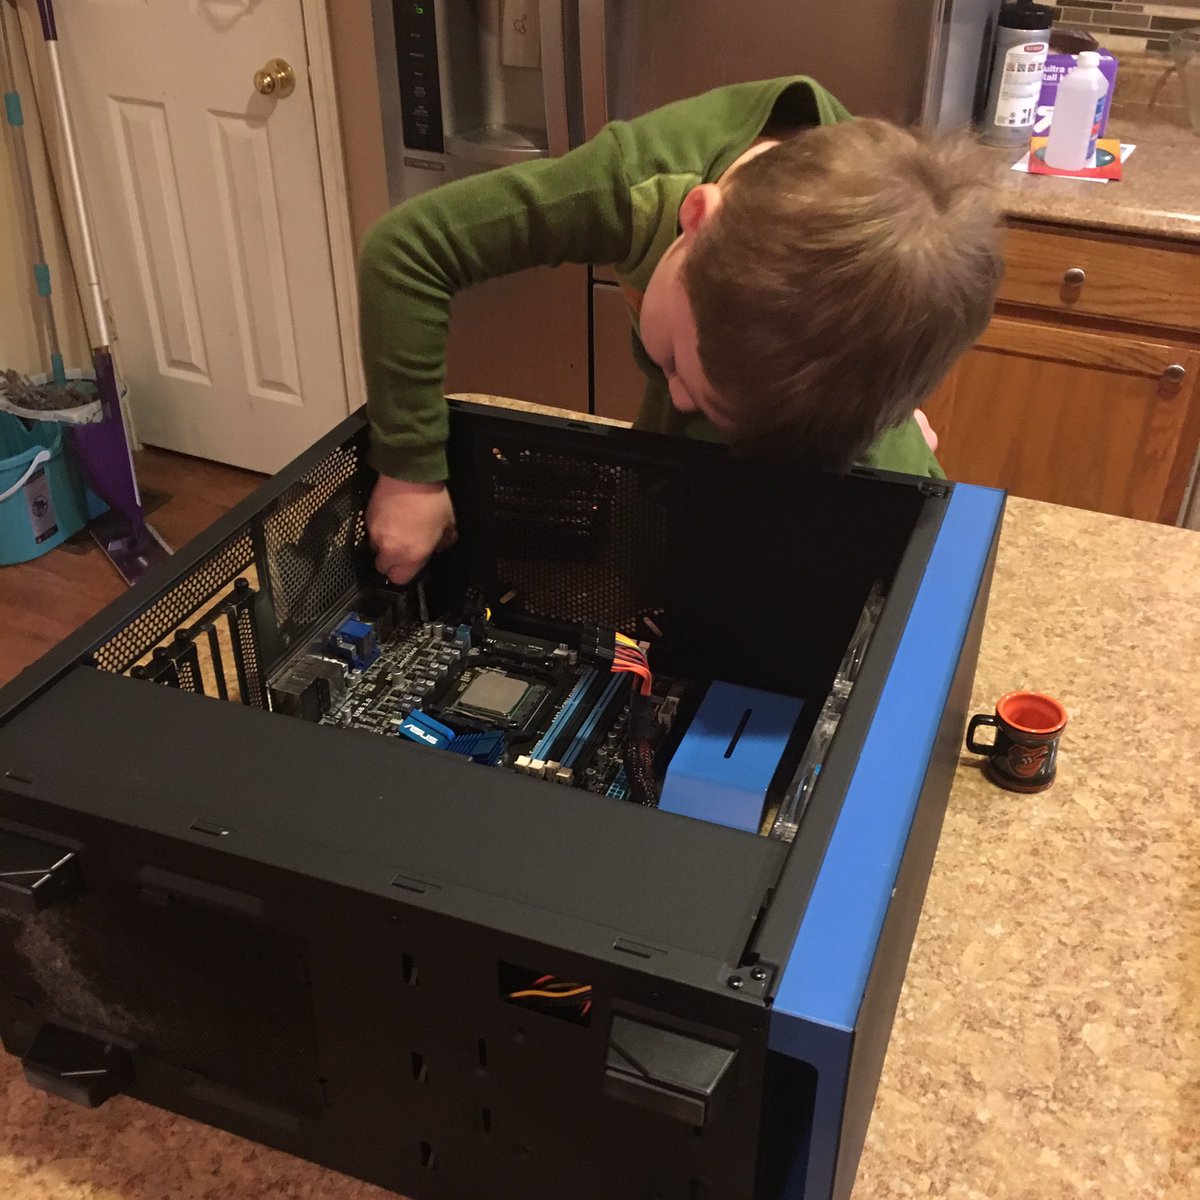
left=854, top=494, right=1200, bottom=1200
left=1, top=409, right=1197, bottom=1197
left=988, top=117, right=1200, bottom=243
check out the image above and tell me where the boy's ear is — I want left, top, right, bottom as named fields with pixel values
left=679, top=184, right=723, bottom=236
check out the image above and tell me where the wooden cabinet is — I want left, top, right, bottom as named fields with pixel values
left=996, top=226, right=1200, bottom=332
left=925, top=318, right=1200, bottom=522
left=592, top=280, right=647, bottom=423
left=926, top=224, right=1200, bottom=524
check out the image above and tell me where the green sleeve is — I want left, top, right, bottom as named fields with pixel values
left=859, top=417, right=946, bottom=479
left=359, top=130, right=633, bottom=481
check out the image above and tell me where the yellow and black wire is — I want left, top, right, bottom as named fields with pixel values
left=508, top=974, right=593, bottom=1016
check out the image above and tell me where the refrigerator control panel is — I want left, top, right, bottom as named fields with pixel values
left=392, top=0, right=444, bottom=153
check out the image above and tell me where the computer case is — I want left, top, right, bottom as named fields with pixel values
left=0, top=402, right=1004, bottom=1200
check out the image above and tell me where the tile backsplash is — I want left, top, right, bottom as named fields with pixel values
left=1040, top=1, right=1198, bottom=126
left=1045, top=1, right=1199, bottom=56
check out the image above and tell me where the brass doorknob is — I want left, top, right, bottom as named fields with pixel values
left=254, top=58, right=295, bottom=98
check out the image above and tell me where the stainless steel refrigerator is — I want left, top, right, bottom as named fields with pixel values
left=371, top=0, right=1001, bottom=422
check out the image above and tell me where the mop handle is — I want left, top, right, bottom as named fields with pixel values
left=34, top=1, right=56, bottom=42
left=34, top=0, right=111, bottom=349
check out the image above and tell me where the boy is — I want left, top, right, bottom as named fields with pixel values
left=360, top=77, right=1002, bottom=585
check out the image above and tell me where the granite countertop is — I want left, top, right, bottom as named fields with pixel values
left=1, top=399, right=1198, bottom=1199
left=988, top=116, right=1200, bottom=244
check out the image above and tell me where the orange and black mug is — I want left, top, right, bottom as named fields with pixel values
left=965, top=691, right=1067, bottom=793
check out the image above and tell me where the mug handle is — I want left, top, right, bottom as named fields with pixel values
left=966, top=714, right=998, bottom=755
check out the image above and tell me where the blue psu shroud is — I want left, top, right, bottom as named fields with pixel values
left=659, top=683, right=805, bottom=835
left=760, top=483, right=1005, bottom=1200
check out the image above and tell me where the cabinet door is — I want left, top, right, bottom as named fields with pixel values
left=923, top=317, right=1200, bottom=523
left=592, top=281, right=645, bottom=423
left=444, top=266, right=590, bottom=413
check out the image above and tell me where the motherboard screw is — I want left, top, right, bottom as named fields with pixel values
left=727, top=975, right=745, bottom=990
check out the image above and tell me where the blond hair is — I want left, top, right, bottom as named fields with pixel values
left=684, top=119, right=1003, bottom=470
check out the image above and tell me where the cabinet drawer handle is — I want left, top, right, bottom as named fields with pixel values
left=1163, top=364, right=1187, bottom=384
left=1062, top=267, right=1087, bottom=287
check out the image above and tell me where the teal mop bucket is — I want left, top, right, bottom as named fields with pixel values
left=0, top=412, right=88, bottom=564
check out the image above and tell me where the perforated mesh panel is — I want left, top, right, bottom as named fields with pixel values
left=94, top=533, right=254, bottom=675
left=169, top=641, right=201, bottom=693
left=92, top=439, right=367, bottom=703
left=234, top=600, right=265, bottom=709
left=262, top=442, right=368, bottom=640
left=487, top=444, right=671, bottom=635
left=93, top=422, right=671, bottom=702
left=0, top=885, right=322, bottom=1115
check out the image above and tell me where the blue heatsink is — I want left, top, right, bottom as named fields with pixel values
left=448, top=730, right=507, bottom=766
left=396, top=710, right=455, bottom=749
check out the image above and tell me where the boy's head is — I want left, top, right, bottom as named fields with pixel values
left=638, top=119, right=1003, bottom=470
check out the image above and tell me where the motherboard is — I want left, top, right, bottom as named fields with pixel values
left=265, top=578, right=885, bottom=836
left=266, top=586, right=688, bottom=807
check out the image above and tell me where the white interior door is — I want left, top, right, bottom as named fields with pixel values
left=32, top=0, right=350, bottom=473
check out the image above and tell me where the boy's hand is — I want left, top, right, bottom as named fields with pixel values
left=914, top=409, right=938, bottom=453
left=367, top=475, right=457, bottom=584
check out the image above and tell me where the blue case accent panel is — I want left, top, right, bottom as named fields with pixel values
left=660, top=682, right=804, bottom=834
left=761, top=1024, right=854, bottom=1200
left=771, top=483, right=1004, bottom=1051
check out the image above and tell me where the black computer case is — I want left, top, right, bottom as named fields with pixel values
left=0, top=403, right=1003, bottom=1200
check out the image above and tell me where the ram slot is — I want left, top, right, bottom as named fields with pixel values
left=538, top=670, right=612, bottom=776
left=556, top=674, right=628, bottom=786
left=534, top=669, right=598, bottom=760
left=516, top=668, right=598, bottom=776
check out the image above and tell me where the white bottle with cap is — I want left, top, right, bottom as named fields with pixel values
left=1043, top=52, right=1110, bottom=170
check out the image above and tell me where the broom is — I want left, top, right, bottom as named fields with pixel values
left=0, top=0, right=85, bottom=416
left=26, top=0, right=170, bottom=582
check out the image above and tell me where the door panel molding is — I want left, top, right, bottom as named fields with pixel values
left=301, top=0, right=366, bottom=416
left=211, top=111, right=303, bottom=402
left=979, top=316, right=1187, bottom=379
left=108, top=96, right=210, bottom=381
